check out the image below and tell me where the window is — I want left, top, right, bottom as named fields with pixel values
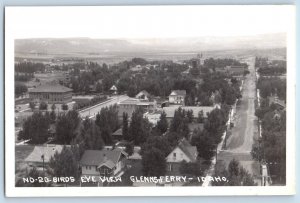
left=169, top=164, right=172, bottom=171
left=173, top=153, right=176, bottom=157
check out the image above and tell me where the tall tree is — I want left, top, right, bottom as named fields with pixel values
left=156, top=111, right=168, bottom=134
left=78, top=118, right=104, bottom=150
left=122, top=112, right=129, bottom=141
left=55, top=110, right=80, bottom=144
left=18, top=112, right=50, bottom=144
left=48, top=146, right=80, bottom=180
left=213, top=159, right=256, bottom=186
left=142, top=147, right=166, bottom=177
left=39, top=101, right=48, bottom=110
left=129, top=109, right=151, bottom=145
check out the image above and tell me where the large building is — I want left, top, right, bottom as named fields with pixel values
left=29, top=81, right=73, bottom=104
left=117, top=97, right=156, bottom=118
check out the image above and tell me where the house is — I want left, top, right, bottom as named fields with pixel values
left=135, top=90, right=150, bottom=101
left=110, top=85, right=118, bottom=95
left=166, top=138, right=198, bottom=175
left=162, top=106, right=215, bottom=124
left=169, top=90, right=186, bottom=105
left=80, top=148, right=127, bottom=178
left=29, top=81, right=73, bottom=104
left=112, top=128, right=123, bottom=141
left=25, top=145, right=65, bottom=169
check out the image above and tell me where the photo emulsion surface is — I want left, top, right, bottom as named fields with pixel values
left=5, top=5, right=295, bottom=196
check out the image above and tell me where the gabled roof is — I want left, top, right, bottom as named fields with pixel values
left=112, top=128, right=123, bottom=136
left=80, top=149, right=127, bottom=168
left=110, top=85, right=117, bottom=91
left=170, top=90, right=186, bottom=96
left=177, top=138, right=198, bottom=162
left=25, top=145, right=65, bottom=163
left=29, top=81, right=72, bottom=93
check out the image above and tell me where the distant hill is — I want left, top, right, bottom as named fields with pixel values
left=15, top=33, right=286, bottom=56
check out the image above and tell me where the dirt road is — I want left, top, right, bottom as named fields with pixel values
left=218, top=57, right=261, bottom=184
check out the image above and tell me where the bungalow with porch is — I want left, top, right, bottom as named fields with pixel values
left=80, top=148, right=128, bottom=183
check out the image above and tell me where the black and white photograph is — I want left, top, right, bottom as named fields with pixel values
left=5, top=5, right=295, bottom=196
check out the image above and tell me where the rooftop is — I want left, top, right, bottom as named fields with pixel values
left=29, top=81, right=72, bottom=93
left=25, top=145, right=65, bottom=163
left=80, top=149, right=127, bottom=169
left=178, top=138, right=198, bottom=162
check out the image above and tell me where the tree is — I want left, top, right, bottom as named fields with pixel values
left=51, top=104, right=56, bottom=111
left=204, top=108, right=227, bottom=144
left=156, top=111, right=168, bottom=134
left=15, top=83, right=28, bottom=97
left=197, top=110, right=204, bottom=123
left=169, top=107, right=189, bottom=139
left=129, top=109, right=151, bottom=145
left=179, top=160, right=203, bottom=176
left=122, top=112, right=129, bottom=141
left=141, top=136, right=172, bottom=157
left=142, top=147, right=166, bottom=177
left=124, top=142, right=134, bottom=156
left=48, top=146, right=80, bottom=181
left=50, top=104, right=56, bottom=123
left=95, top=105, right=119, bottom=144
left=191, top=129, right=215, bottom=160
left=77, top=118, right=104, bottom=150
left=55, top=110, right=80, bottom=144
left=62, top=103, right=68, bottom=111
left=24, top=167, right=48, bottom=187
left=39, top=101, right=48, bottom=110
left=213, top=159, right=256, bottom=186
left=18, top=112, right=50, bottom=144
left=186, top=110, right=194, bottom=123
left=190, top=67, right=200, bottom=76
left=29, top=101, right=36, bottom=111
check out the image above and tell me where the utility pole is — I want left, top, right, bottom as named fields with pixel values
left=41, top=155, right=45, bottom=173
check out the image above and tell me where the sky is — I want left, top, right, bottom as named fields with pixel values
left=6, top=5, right=294, bottom=39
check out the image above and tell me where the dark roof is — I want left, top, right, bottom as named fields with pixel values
left=80, top=149, right=127, bottom=167
left=178, top=138, right=197, bottom=162
left=29, top=81, right=72, bottom=93
left=112, top=128, right=123, bottom=136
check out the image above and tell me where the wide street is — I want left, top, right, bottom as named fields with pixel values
left=79, top=95, right=129, bottom=119
left=217, top=57, right=261, bottom=184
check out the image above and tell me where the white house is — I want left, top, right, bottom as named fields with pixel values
left=169, top=90, right=186, bottom=105
left=166, top=138, right=198, bottom=174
